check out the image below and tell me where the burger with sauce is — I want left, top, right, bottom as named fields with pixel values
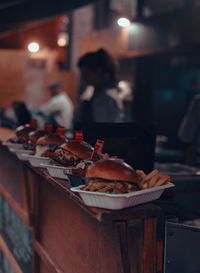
left=49, top=140, right=102, bottom=175
left=82, top=158, right=140, bottom=194
left=50, top=140, right=102, bottom=166
left=34, top=134, right=66, bottom=157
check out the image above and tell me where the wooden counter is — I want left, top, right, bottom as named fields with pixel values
left=0, top=144, right=164, bottom=273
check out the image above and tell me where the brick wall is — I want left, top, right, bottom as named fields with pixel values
left=0, top=49, right=77, bottom=109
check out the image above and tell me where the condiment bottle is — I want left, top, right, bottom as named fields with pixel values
left=30, top=119, right=37, bottom=128
left=44, top=122, right=53, bottom=132
left=56, top=126, right=65, bottom=136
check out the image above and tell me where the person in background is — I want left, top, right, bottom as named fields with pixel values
left=75, top=48, right=124, bottom=123
left=33, top=81, right=73, bottom=133
left=178, top=93, right=200, bottom=166
left=12, top=101, right=31, bottom=125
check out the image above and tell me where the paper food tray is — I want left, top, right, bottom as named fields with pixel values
left=24, top=154, right=49, bottom=167
left=40, top=163, right=72, bottom=178
left=41, top=164, right=85, bottom=187
left=2, top=142, right=24, bottom=150
left=71, top=182, right=175, bottom=210
left=9, top=148, right=32, bottom=160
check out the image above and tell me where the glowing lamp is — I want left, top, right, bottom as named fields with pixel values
left=27, top=42, right=40, bottom=53
left=57, top=33, right=69, bottom=47
left=117, top=17, right=131, bottom=27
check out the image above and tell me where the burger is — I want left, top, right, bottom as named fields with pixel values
left=9, top=124, right=36, bottom=144
left=34, top=134, right=66, bottom=157
left=82, top=159, right=140, bottom=194
left=24, top=129, right=50, bottom=150
left=49, top=140, right=102, bottom=175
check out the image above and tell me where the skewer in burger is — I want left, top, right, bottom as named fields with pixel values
left=34, top=133, right=66, bottom=157
left=82, top=158, right=140, bottom=194
left=49, top=140, right=102, bottom=176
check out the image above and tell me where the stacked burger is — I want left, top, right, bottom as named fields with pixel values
left=48, top=140, right=102, bottom=176
left=82, top=158, right=170, bottom=194
left=34, top=133, right=66, bottom=157
left=24, top=122, right=53, bottom=151
left=9, top=119, right=37, bottom=144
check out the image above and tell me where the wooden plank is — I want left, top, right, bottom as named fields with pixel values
left=115, top=221, right=131, bottom=273
left=156, top=240, right=163, bottom=273
left=34, top=241, right=64, bottom=273
left=0, top=184, right=29, bottom=225
left=143, top=218, right=157, bottom=273
left=0, top=235, right=23, bottom=273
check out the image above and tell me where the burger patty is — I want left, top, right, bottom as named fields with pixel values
left=50, top=148, right=81, bottom=167
left=23, top=143, right=36, bottom=151
left=83, top=178, right=139, bottom=194
left=9, top=136, right=28, bottom=144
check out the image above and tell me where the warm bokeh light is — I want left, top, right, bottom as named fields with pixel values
left=57, top=33, right=69, bottom=47
left=27, top=42, right=40, bottom=53
left=57, top=37, right=67, bottom=47
left=117, top=17, right=131, bottom=27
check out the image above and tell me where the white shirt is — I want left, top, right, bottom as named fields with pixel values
left=178, top=94, right=200, bottom=153
left=38, top=92, right=73, bottom=130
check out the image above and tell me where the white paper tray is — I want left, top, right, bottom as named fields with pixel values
left=41, top=164, right=85, bottom=186
left=9, top=148, right=32, bottom=160
left=71, top=182, right=175, bottom=210
left=24, top=154, right=49, bottom=167
left=40, top=163, right=72, bottom=179
left=2, top=141, right=24, bottom=150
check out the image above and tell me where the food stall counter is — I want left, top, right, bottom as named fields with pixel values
left=0, top=144, right=165, bottom=273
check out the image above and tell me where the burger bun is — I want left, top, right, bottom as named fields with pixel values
left=86, top=158, right=139, bottom=184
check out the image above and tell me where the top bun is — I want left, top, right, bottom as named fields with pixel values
left=86, top=159, right=139, bottom=183
left=16, top=125, right=35, bottom=138
left=61, top=141, right=94, bottom=160
left=29, top=130, right=49, bottom=144
left=36, top=134, right=66, bottom=145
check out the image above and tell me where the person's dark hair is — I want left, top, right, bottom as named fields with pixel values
left=48, top=81, right=62, bottom=91
left=78, top=48, right=118, bottom=82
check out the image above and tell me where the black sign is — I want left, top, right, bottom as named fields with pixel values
left=0, top=195, right=32, bottom=273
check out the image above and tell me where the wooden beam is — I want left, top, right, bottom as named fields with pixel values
left=0, top=184, right=29, bottom=225
left=34, top=241, right=64, bottom=273
left=0, top=234, right=23, bottom=273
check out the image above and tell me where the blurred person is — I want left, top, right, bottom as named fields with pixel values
left=12, top=101, right=31, bottom=125
left=75, top=48, right=124, bottom=123
left=33, top=81, right=74, bottom=133
left=178, top=93, right=200, bottom=166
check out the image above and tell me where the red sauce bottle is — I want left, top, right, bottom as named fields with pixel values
left=56, top=126, right=65, bottom=136
left=44, top=122, right=53, bottom=132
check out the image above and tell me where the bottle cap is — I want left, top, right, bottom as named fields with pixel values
left=75, top=130, right=83, bottom=142
left=56, top=126, right=65, bottom=136
left=30, top=119, right=37, bottom=128
left=44, top=122, right=53, bottom=132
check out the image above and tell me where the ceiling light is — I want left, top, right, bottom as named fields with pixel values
left=27, top=42, right=39, bottom=53
left=117, top=17, right=131, bottom=27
